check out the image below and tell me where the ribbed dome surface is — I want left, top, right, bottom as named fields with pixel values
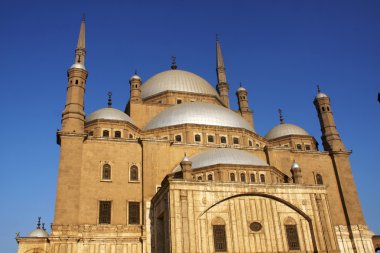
left=86, top=108, right=135, bottom=124
left=265, top=123, right=309, bottom=140
left=173, top=148, right=268, bottom=172
left=28, top=229, right=49, bottom=237
left=140, top=69, right=219, bottom=99
left=144, top=102, right=254, bottom=132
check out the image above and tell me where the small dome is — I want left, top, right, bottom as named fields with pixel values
left=70, top=63, right=86, bottom=70
left=316, top=92, right=328, bottom=99
left=291, top=161, right=300, bottom=170
left=237, top=86, right=246, bottom=92
left=140, top=69, right=219, bottom=99
left=130, top=74, right=141, bottom=81
left=144, top=102, right=254, bottom=132
left=86, top=108, right=135, bottom=124
left=28, top=228, right=48, bottom=237
left=265, top=123, right=309, bottom=140
left=173, top=148, right=268, bottom=172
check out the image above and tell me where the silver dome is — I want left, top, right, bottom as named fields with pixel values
left=70, top=63, right=86, bottom=70
left=144, top=102, right=254, bottom=132
left=265, top=123, right=309, bottom=140
left=237, top=86, right=246, bottom=92
left=130, top=74, right=141, bottom=81
left=173, top=148, right=268, bottom=172
left=86, top=108, right=135, bottom=124
left=316, top=92, right=328, bottom=99
left=140, top=69, right=219, bottom=99
left=28, top=228, right=48, bottom=237
left=291, top=161, right=300, bottom=170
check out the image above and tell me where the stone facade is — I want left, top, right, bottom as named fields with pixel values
left=16, top=18, right=375, bottom=253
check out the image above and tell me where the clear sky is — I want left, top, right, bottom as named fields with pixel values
left=0, top=0, right=379, bottom=252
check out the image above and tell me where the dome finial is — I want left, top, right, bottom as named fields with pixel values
left=171, top=56, right=177, bottom=70
left=82, top=13, right=86, bottom=22
left=216, top=33, right=219, bottom=41
left=42, top=223, right=46, bottom=231
left=107, top=91, right=112, bottom=108
left=278, top=108, right=284, bottom=124
left=134, top=69, right=138, bottom=75
left=317, top=84, right=321, bottom=93
left=37, top=217, right=41, bottom=229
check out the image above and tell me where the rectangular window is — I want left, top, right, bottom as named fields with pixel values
left=305, top=145, right=311, bottom=151
left=233, top=137, right=239, bottom=145
left=99, top=201, right=111, bottom=224
left=286, top=225, right=300, bottom=250
left=128, top=202, right=140, bottom=224
left=213, top=225, right=227, bottom=252
left=220, top=136, right=227, bottom=144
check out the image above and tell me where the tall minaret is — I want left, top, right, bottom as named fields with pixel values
left=55, top=16, right=88, bottom=225
left=313, top=86, right=345, bottom=151
left=216, top=36, right=230, bottom=108
left=61, top=16, right=88, bottom=133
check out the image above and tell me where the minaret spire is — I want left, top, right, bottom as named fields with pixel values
left=278, top=109, right=284, bottom=124
left=75, top=15, right=86, bottom=65
left=216, top=35, right=226, bottom=84
left=215, top=36, right=230, bottom=108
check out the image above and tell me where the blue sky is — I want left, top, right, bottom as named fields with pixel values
left=0, top=0, right=379, bottom=251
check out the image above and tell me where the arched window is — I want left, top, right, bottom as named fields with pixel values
left=284, top=217, right=300, bottom=250
left=327, top=106, right=330, bottom=111
left=250, top=174, right=256, bottom=183
left=296, top=144, right=302, bottom=150
left=255, top=143, right=260, bottom=148
left=194, top=134, right=201, bottom=142
left=260, top=174, right=266, bottom=183
left=175, top=135, right=182, bottom=142
left=248, top=140, right=253, bottom=147
left=102, top=164, right=111, bottom=180
left=130, top=165, right=138, bottom=181
left=88, top=131, right=94, bottom=136
left=115, top=131, right=121, bottom=138
left=197, top=176, right=203, bottom=181
left=322, top=107, right=325, bottom=112
left=230, top=173, right=236, bottom=182
left=233, top=137, right=239, bottom=145
left=212, top=217, right=227, bottom=252
left=207, top=174, right=213, bottom=181
left=129, top=133, right=134, bottom=139
left=305, top=145, right=311, bottom=151
left=316, top=173, right=323, bottom=185
left=240, top=173, right=246, bottom=182
left=208, top=135, right=214, bottom=143
left=103, top=130, right=109, bottom=137
left=220, top=136, right=227, bottom=144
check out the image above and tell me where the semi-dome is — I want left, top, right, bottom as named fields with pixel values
left=265, top=123, right=309, bottom=140
left=86, top=108, right=135, bottom=124
left=28, top=228, right=48, bottom=237
left=144, top=102, right=254, bottom=132
left=69, top=63, right=86, bottom=71
left=140, top=69, right=219, bottom=99
left=173, top=148, right=268, bottom=172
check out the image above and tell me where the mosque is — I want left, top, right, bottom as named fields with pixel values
left=16, top=18, right=378, bottom=253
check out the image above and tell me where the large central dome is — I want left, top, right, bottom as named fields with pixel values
left=140, top=69, right=219, bottom=99
left=144, top=102, right=255, bottom=132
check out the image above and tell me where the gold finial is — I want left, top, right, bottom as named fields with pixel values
left=278, top=109, right=284, bottom=124
left=171, top=56, right=177, bottom=70
left=107, top=91, right=112, bottom=108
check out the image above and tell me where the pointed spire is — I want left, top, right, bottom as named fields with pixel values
left=216, top=36, right=226, bottom=83
left=171, top=56, right=177, bottom=70
left=278, top=109, right=284, bottom=124
left=74, top=15, right=86, bottom=65
left=107, top=91, right=112, bottom=108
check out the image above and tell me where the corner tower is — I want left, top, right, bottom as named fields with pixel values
left=61, top=16, right=88, bottom=133
left=313, top=86, right=345, bottom=151
left=216, top=36, right=230, bottom=108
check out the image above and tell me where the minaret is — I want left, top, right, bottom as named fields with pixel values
left=216, top=36, right=230, bottom=108
left=236, top=83, right=254, bottom=128
left=290, top=161, right=303, bottom=184
left=313, top=86, right=346, bottom=151
left=129, top=71, right=142, bottom=103
left=61, top=16, right=88, bottom=133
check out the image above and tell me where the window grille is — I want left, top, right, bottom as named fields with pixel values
left=250, top=174, right=255, bottom=183
left=213, top=225, right=227, bottom=252
left=207, top=174, right=213, bottom=181
left=208, top=135, right=214, bottom=143
left=194, top=134, right=201, bottom=142
left=286, top=225, right=300, bottom=250
left=240, top=173, right=246, bottom=182
left=233, top=137, right=239, bottom=144
left=99, top=201, right=111, bottom=224
left=316, top=174, right=323, bottom=185
left=260, top=174, right=266, bottom=183
left=128, top=202, right=140, bottom=224
left=230, top=173, right=236, bottom=182
left=220, top=136, right=227, bottom=144
left=103, top=130, right=109, bottom=137
left=115, top=131, right=121, bottom=138
left=102, top=164, right=111, bottom=180
left=175, top=135, right=182, bottom=142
